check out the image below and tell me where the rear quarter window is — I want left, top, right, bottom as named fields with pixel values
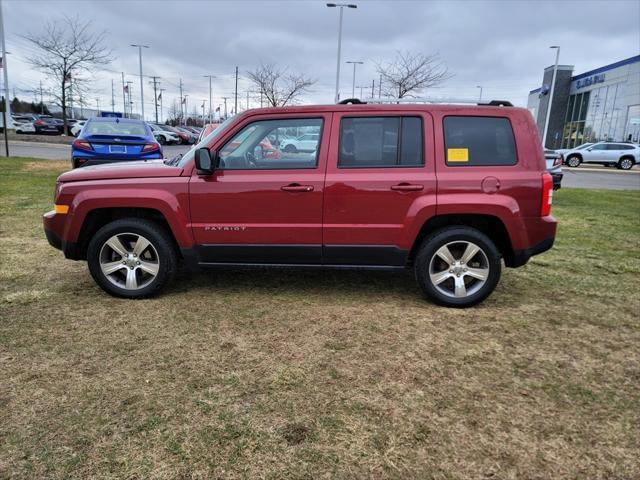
left=443, top=116, right=517, bottom=166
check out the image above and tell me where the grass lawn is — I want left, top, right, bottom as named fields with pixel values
left=1, top=157, right=639, bottom=479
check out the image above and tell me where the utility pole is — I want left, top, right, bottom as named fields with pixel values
left=222, top=96, right=229, bottom=119
left=158, top=88, right=165, bottom=123
left=184, top=94, right=189, bottom=125
left=126, top=81, right=134, bottom=117
left=476, top=85, right=483, bottom=103
left=130, top=44, right=149, bottom=120
left=204, top=75, right=215, bottom=123
left=246, top=90, right=250, bottom=111
left=121, top=72, right=126, bottom=117
left=0, top=0, right=11, bottom=128
left=234, top=66, right=238, bottom=115
left=1, top=96, right=8, bottom=156
left=111, top=79, right=115, bottom=112
left=179, top=78, right=184, bottom=123
left=149, top=76, right=160, bottom=123
left=95, top=97, right=100, bottom=114
left=378, top=73, right=382, bottom=98
left=356, top=85, right=365, bottom=98
left=201, top=99, right=205, bottom=125
left=39, top=80, right=44, bottom=114
left=371, top=79, right=374, bottom=99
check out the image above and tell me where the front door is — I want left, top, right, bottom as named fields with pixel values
left=189, top=114, right=330, bottom=264
left=322, top=112, right=436, bottom=266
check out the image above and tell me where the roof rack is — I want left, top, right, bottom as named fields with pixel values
left=354, top=97, right=513, bottom=106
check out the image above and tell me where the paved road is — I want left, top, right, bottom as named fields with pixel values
left=2, top=141, right=639, bottom=190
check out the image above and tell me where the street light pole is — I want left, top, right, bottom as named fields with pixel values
left=327, top=3, right=357, bottom=104
left=476, top=85, right=483, bottom=102
left=130, top=44, right=149, bottom=121
left=345, top=60, right=363, bottom=98
left=0, top=0, right=11, bottom=129
left=204, top=75, right=215, bottom=123
left=542, top=45, right=560, bottom=148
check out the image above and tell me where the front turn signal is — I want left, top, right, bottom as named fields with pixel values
left=54, top=204, right=69, bottom=214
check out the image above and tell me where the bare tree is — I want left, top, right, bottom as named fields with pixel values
left=377, top=51, right=452, bottom=99
left=247, top=63, right=315, bottom=107
left=22, top=16, right=112, bottom=134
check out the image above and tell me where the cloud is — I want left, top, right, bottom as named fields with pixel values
left=3, top=0, right=639, bottom=117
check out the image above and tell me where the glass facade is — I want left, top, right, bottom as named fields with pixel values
left=529, top=56, right=640, bottom=149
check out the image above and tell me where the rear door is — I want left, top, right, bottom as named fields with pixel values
left=322, top=111, right=436, bottom=266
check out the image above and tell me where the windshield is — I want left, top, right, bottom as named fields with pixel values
left=174, top=116, right=236, bottom=168
left=86, top=121, right=148, bottom=136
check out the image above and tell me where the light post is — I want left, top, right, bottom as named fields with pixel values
left=184, top=94, right=189, bottom=125
left=542, top=45, right=560, bottom=148
left=476, top=85, right=483, bottom=102
left=130, top=44, right=149, bottom=120
left=203, top=75, right=215, bottom=123
left=326, top=3, right=357, bottom=103
left=346, top=60, right=363, bottom=98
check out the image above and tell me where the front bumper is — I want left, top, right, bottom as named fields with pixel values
left=43, top=211, right=80, bottom=259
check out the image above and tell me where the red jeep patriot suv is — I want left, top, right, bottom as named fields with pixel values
left=44, top=101, right=556, bottom=307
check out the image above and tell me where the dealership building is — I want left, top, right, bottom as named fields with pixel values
left=527, top=55, right=640, bottom=149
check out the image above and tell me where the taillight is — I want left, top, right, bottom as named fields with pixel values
left=142, top=143, right=160, bottom=152
left=541, top=172, right=553, bottom=216
left=553, top=155, right=562, bottom=167
left=73, top=140, right=93, bottom=151
left=35, top=120, right=45, bottom=126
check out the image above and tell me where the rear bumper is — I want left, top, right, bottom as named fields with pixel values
left=72, top=154, right=163, bottom=168
left=509, top=236, right=555, bottom=268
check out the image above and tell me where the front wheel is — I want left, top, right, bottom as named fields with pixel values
left=87, top=218, right=177, bottom=299
left=283, top=144, right=297, bottom=153
left=565, top=155, right=581, bottom=168
left=617, top=157, right=634, bottom=170
left=158, top=135, right=166, bottom=145
left=414, top=227, right=501, bottom=308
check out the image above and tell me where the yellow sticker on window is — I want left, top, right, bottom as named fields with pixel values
left=447, top=148, right=469, bottom=162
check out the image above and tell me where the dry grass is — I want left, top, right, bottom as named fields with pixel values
left=1, top=157, right=639, bottom=479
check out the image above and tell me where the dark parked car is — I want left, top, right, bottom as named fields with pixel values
left=544, top=149, right=563, bottom=190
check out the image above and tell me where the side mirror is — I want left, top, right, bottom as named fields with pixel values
left=587, top=148, right=593, bottom=151
left=195, top=148, right=215, bottom=175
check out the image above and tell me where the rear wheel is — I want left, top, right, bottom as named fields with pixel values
left=565, top=155, right=581, bottom=168
left=158, top=135, right=166, bottom=145
left=617, top=157, right=634, bottom=170
left=87, top=218, right=177, bottom=299
left=414, top=227, right=501, bottom=308
left=283, top=144, right=297, bottom=153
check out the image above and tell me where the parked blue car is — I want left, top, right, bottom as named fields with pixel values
left=71, top=117, right=162, bottom=168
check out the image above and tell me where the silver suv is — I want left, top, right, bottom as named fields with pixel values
left=563, top=142, right=639, bottom=170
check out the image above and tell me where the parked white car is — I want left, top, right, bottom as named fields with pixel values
left=563, top=141, right=639, bottom=170
left=15, top=121, right=36, bottom=134
left=147, top=123, right=179, bottom=145
left=70, top=120, right=87, bottom=137
left=280, top=133, right=320, bottom=153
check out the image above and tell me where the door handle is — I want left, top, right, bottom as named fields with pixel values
left=281, top=184, right=314, bottom=192
left=390, top=183, right=424, bottom=192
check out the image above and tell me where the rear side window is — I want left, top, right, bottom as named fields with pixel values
left=443, top=116, right=517, bottom=166
left=339, top=116, right=424, bottom=168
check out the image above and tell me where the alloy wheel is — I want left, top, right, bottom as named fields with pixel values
left=428, top=241, right=490, bottom=298
left=99, top=233, right=160, bottom=290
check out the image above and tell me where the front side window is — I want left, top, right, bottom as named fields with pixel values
left=338, top=116, right=424, bottom=168
left=218, top=118, right=323, bottom=170
left=444, top=116, right=517, bottom=166
left=590, top=144, right=607, bottom=150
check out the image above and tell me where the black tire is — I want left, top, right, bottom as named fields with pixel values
left=87, top=218, right=177, bottom=299
left=158, top=135, right=166, bottom=145
left=283, top=144, right=297, bottom=153
left=565, top=155, right=581, bottom=168
left=414, top=227, right=501, bottom=308
left=617, top=157, right=635, bottom=170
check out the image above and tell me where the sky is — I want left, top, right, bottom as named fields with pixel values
left=2, top=0, right=639, bottom=120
